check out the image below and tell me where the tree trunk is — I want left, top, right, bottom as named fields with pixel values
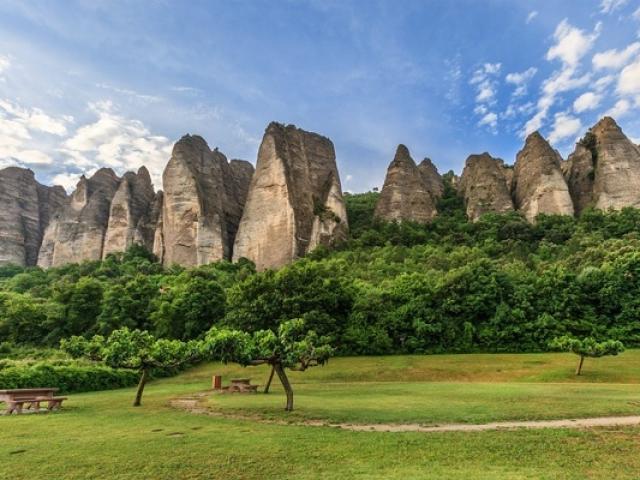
left=575, top=355, right=585, bottom=376
left=274, top=363, right=293, bottom=411
left=133, top=368, right=149, bottom=407
left=264, top=365, right=275, bottom=394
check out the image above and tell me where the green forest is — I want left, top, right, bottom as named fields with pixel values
left=2, top=175, right=640, bottom=357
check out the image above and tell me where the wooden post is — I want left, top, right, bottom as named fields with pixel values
left=212, top=375, right=222, bottom=390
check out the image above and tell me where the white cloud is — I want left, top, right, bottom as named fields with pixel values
left=548, top=112, right=582, bottom=144
left=526, top=11, right=538, bottom=24
left=0, top=99, right=70, bottom=136
left=0, top=55, right=10, bottom=74
left=505, top=67, right=537, bottom=96
left=478, top=111, right=498, bottom=130
left=476, top=85, right=495, bottom=102
left=345, top=174, right=353, bottom=182
left=634, top=7, right=640, bottom=20
left=474, top=104, right=488, bottom=115
left=504, top=101, right=535, bottom=119
left=471, top=63, right=502, bottom=130
left=524, top=20, right=600, bottom=136
left=593, top=42, right=640, bottom=70
left=51, top=172, right=81, bottom=192
left=547, top=20, right=601, bottom=67
left=61, top=101, right=172, bottom=187
left=600, top=0, right=628, bottom=14
left=617, top=58, right=640, bottom=95
left=594, top=74, right=615, bottom=91
left=604, top=98, right=632, bottom=118
left=0, top=98, right=73, bottom=166
left=573, top=92, right=602, bottom=113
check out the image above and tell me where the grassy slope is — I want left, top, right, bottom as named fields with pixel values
left=2, top=352, right=640, bottom=479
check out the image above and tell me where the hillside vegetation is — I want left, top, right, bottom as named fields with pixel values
left=2, top=177, right=640, bottom=355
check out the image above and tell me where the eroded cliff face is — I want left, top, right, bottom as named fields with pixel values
left=0, top=167, right=66, bottom=266
left=374, top=145, right=440, bottom=223
left=563, top=144, right=595, bottom=215
left=160, top=135, right=254, bottom=267
left=565, top=117, right=640, bottom=214
left=591, top=117, right=640, bottom=210
left=233, top=122, right=347, bottom=270
left=102, top=167, right=157, bottom=257
left=459, top=153, right=514, bottom=221
left=38, top=168, right=121, bottom=267
left=512, top=132, right=574, bottom=222
left=418, top=157, right=445, bottom=202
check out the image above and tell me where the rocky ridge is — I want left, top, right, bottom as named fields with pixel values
left=2, top=116, right=640, bottom=269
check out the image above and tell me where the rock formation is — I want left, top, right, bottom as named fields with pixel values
left=459, top=153, right=514, bottom=221
left=564, top=117, right=640, bottom=214
left=512, top=132, right=574, bottom=222
left=374, top=145, right=440, bottom=223
left=417, top=157, right=445, bottom=201
left=7, top=115, right=640, bottom=270
left=102, top=167, right=157, bottom=258
left=233, top=122, right=347, bottom=270
left=160, top=135, right=254, bottom=267
left=38, top=168, right=121, bottom=267
left=0, top=167, right=66, bottom=266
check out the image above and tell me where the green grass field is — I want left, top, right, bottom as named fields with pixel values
left=2, top=351, right=640, bottom=479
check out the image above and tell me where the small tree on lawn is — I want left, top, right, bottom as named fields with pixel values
left=61, top=328, right=200, bottom=406
left=202, top=319, right=333, bottom=412
left=549, top=336, right=624, bottom=375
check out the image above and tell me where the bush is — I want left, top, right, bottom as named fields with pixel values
left=0, top=362, right=139, bottom=393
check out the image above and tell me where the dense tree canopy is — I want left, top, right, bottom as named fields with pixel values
left=4, top=178, right=640, bottom=356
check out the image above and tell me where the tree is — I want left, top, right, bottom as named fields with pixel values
left=61, top=328, right=200, bottom=406
left=549, top=336, right=624, bottom=375
left=202, top=319, right=333, bottom=411
left=150, top=272, right=226, bottom=340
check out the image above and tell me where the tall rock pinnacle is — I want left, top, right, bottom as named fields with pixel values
left=38, top=168, right=121, bottom=267
left=374, top=145, right=441, bottom=223
left=459, top=153, right=514, bottom=221
left=512, top=131, right=574, bottom=222
left=160, top=135, right=254, bottom=267
left=0, top=167, right=66, bottom=266
left=565, top=117, right=640, bottom=214
left=233, top=122, right=348, bottom=270
left=102, top=166, right=157, bottom=258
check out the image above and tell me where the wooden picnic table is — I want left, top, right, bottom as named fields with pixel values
left=0, top=388, right=64, bottom=415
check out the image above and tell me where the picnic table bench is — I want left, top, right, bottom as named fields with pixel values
left=217, top=378, right=258, bottom=394
left=0, top=389, right=67, bottom=415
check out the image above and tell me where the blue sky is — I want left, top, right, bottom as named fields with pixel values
left=1, top=0, right=639, bottom=193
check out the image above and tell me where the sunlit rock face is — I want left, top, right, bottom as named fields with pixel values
left=38, top=168, right=120, bottom=268
left=564, top=117, right=640, bottom=215
left=374, top=145, right=440, bottom=224
left=0, top=167, right=66, bottom=266
left=102, top=166, right=157, bottom=258
left=459, top=153, right=514, bottom=222
left=161, top=135, right=254, bottom=267
left=512, top=131, right=574, bottom=222
left=233, top=122, right=348, bottom=271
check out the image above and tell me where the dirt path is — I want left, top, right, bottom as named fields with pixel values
left=326, top=415, right=640, bottom=433
left=170, top=394, right=640, bottom=433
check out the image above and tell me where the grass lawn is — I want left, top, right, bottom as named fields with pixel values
left=2, top=351, right=640, bottom=479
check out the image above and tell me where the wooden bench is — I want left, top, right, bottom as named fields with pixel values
left=0, top=388, right=63, bottom=415
left=219, top=378, right=258, bottom=394
left=35, top=396, right=67, bottom=412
